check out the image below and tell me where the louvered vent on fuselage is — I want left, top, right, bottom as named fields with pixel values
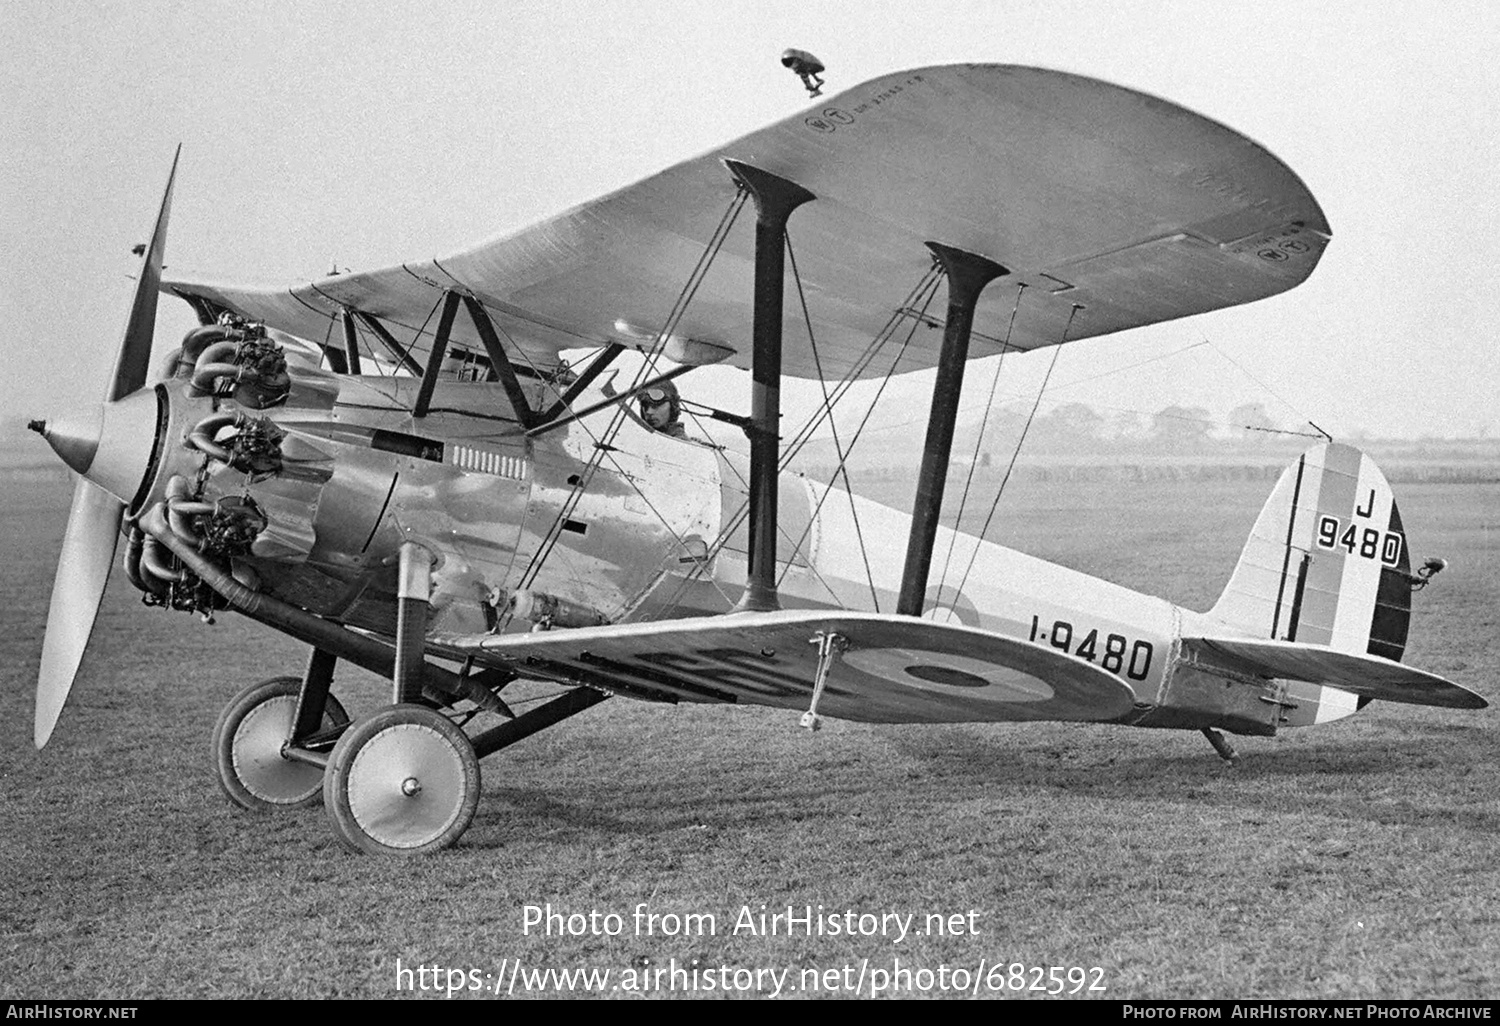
left=447, top=444, right=527, bottom=481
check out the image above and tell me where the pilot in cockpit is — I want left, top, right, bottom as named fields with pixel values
left=601, top=371, right=688, bottom=439
left=637, top=380, right=685, bottom=438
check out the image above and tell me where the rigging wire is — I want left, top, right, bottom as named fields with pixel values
left=390, top=293, right=444, bottom=376
left=1206, top=340, right=1333, bottom=441
left=778, top=231, right=881, bottom=610
left=652, top=263, right=944, bottom=619
left=738, top=340, right=1218, bottom=441
left=677, top=403, right=852, bottom=610
left=757, top=266, right=943, bottom=602
left=677, top=262, right=945, bottom=461
left=828, top=391, right=1329, bottom=445
left=351, top=312, right=391, bottom=377
left=952, top=305, right=1078, bottom=600
left=935, top=283, right=1027, bottom=596
left=1046, top=339, right=1210, bottom=395
left=777, top=265, right=944, bottom=467
left=800, top=335, right=1328, bottom=444
left=692, top=266, right=941, bottom=568
left=761, top=269, right=941, bottom=576
left=664, top=393, right=855, bottom=609
left=838, top=338, right=1213, bottom=436
left=516, top=187, right=749, bottom=598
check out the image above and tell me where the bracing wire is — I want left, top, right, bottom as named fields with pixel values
left=516, top=188, right=749, bottom=596
left=777, top=265, right=944, bottom=468
left=779, top=232, right=881, bottom=610
left=1047, top=339, right=1210, bottom=395
left=817, top=335, right=1330, bottom=443
left=1207, top=340, right=1333, bottom=441
left=935, top=284, right=1027, bottom=596
left=350, top=313, right=387, bottom=377
left=762, top=266, right=944, bottom=602
left=392, top=293, right=445, bottom=376
left=953, top=305, right=1078, bottom=599
left=651, top=263, right=944, bottom=619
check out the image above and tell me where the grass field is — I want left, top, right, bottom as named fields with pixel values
left=2, top=472, right=1496, bottom=1000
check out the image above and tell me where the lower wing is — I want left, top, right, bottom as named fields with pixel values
left=435, top=610, right=1136, bottom=725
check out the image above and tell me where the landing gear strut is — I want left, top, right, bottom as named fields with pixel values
left=314, top=542, right=483, bottom=855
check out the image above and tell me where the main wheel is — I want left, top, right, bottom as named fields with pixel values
left=213, top=676, right=350, bottom=811
left=323, top=704, right=481, bottom=855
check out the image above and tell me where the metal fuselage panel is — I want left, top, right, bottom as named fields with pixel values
left=155, top=368, right=1278, bottom=733
left=172, top=372, right=726, bottom=638
left=519, top=425, right=724, bottom=623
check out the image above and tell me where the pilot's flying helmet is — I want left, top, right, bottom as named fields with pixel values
left=639, top=380, right=681, bottom=420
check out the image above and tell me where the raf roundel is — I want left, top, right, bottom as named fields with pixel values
left=844, top=647, right=1056, bottom=703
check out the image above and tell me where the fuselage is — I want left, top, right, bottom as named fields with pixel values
left=72, top=363, right=1304, bottom=737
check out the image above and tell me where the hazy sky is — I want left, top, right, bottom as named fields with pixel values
left=3, top=0, right=1497, bottom=443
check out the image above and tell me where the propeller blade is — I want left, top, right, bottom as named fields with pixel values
left=36, top=479, right=124, bottom=749
left=35, top=147, right=178, bottom=747
left=110, top=144, right=180, bottom=401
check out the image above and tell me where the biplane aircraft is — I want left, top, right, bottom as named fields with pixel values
left=30, top=63, right=1487, bottom=855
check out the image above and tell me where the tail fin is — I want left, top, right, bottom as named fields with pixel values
left=1209, top=442, right=1411, bottom=660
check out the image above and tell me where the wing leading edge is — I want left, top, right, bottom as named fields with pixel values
left=164, top=64, right=1328, bottom=382
left=434, top=609, right=1136, bottom=725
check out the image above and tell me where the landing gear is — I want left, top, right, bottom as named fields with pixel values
left=318, top=545, right=481, bottom=855
left=323, top=705, right=481, bottom=856
left=213, top=676, right=350, bottom=810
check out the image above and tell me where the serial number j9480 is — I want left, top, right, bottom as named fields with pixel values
left=1029, top=616, right=1153, bottom=681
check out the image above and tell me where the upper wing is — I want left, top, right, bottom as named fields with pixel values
left=1183, top=635, right=1487, bottom=710
left=165, top=64, right=1329, bottom=381
left=433, top=609, right=1136, bottom=725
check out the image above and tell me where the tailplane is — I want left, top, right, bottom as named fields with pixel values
left=1180, top=636, right=1486, bottom=711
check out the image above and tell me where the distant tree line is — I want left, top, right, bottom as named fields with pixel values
left=926, top=401, right=1303, bottom=460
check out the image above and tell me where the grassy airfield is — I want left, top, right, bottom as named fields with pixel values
left=1, top=471, right=1496, bottom=1000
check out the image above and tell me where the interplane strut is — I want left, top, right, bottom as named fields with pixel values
left=722, top=159, right=815, bottom=613
left=896, top=243, right=1008, bottom=617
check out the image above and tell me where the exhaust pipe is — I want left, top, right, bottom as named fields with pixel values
left=138, top=504, right=511, bottom=714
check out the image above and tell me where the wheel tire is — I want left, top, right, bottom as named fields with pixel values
left=213, top=676, right=350, bottom=811
left=323, top=704, right=481, bottom=856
